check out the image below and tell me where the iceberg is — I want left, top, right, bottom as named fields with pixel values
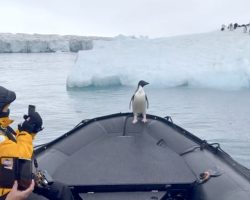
left=67, top=31, right=250, bottom=90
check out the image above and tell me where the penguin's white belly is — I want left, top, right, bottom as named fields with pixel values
left=133, top=94, right=146, bottom=114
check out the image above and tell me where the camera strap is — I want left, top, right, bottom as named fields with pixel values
left=0, top=126, right=17, bottom=143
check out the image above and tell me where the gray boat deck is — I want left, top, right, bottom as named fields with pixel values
left=37, top=116, right=196, bottom=187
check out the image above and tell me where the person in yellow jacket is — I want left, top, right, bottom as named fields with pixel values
left=0, top=86, right=74, bottom=200
left=0, top=86, right=40, bottom=199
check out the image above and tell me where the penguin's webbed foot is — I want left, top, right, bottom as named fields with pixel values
left=132, top=114, right=138, bottom=124
left=142, top=114, right=147, bottom=123
left=132, top=119, right=138, bottom=124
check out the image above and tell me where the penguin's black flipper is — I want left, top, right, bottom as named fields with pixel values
left=129, top=95, right=134, bottom=110
left=146, top=95, right=149, bottom=109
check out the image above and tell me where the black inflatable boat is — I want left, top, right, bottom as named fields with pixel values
left=35, top=113, right=250, bottom=200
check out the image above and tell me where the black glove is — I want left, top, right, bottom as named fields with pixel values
left=18, top=112, right=43, bottom=134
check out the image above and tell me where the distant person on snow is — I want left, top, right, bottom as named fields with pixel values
left=221, top=24, right=226, bottom=31
left=243, top=25, right=247, bottom=33
left=0, top=86, right=74, bottom=200
left=234, top=23, right=238, bottom=29
left=228, top=23, right=233, bottom=31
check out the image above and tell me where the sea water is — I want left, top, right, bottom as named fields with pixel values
left=0, top=53, right=250, bottom=168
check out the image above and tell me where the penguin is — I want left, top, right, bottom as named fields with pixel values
left=129, top=80, right=149, bottom=124
left=243, top=25, right=247, bottom=33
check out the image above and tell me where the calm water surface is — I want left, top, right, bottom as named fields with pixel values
left=0, top=53, right=249, bottom=168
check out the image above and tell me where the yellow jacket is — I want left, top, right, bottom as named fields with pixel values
left=0, top=117, right=34, bottom=197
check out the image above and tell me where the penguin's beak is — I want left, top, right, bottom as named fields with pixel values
left=143, top=81, right=149, bottom=86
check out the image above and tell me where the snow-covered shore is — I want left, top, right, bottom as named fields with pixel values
left=0, top=33, right=111, bottom=53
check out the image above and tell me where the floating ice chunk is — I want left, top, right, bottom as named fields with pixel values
left=67, top=31, right=250, bottom=90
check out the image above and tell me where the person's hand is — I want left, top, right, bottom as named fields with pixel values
left=6, top=180, right=35, bottom=200
left=18, top=112, right=43, bottom=134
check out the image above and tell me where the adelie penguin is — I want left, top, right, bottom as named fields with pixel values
left=129, top=80, right=149, bottom=124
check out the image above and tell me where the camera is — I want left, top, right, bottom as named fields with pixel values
left=34, top=169, right=53, bottom=188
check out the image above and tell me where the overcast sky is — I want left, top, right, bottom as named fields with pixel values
left=0, top=0, right=249, bottom=38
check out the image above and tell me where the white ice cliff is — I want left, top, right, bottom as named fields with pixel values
left=0, top=33, right=111, bottom=53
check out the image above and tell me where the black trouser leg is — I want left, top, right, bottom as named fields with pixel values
left=26, top=193, right=48, bottom=200
left=31, top=181, right=74, bottom=200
